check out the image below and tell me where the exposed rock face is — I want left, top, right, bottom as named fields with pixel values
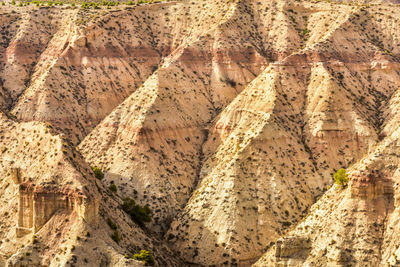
left=350, top=171, right=393, bottom=200
left=0, top=110, right=180, bottom=266
left=78, top=0, right=296, bottom=234
left=16, top=182, right=99, bottom=237
left=275, top=236, right=311, bottom=266
left=2, top=0, right=400, bottom=266
left=0, top=254, right=5, bottom=267
left=255, top=166, right=397, bottom=266
left=10, top=168, right=99, bottom=238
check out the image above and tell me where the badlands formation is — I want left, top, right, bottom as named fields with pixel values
left=1, top=0, right=400, bottom=266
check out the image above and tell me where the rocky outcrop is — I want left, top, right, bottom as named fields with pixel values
left=350, top=171, right=393, bottom=200
left=3, top=0, right=400, bottom=266
left=255, top=166, right=397, bottom=265
left=0, top=253, right=5, bottom=267
left=16, top=182, right=99, bottom=237
left=275, top=236, right=311, bottom=266
left=10, top=162, right=99, bottom=238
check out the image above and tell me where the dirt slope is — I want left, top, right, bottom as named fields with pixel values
left=2, top=0, right=400, bottom=266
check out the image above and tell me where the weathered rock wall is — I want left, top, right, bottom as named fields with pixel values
left=13, top=169, right=99, bottom=237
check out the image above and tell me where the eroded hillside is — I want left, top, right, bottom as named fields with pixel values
left=1, top=0, right=400, bottom=266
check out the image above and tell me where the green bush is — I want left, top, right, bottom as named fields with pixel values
left=121, top=198, right=152, bottom=226
left=81, top=1, right=89, bottom=8
left=301, top=28, right=310, bottom=37
left=111, top=230, right=120, bottom=244
left=107, top=218, right=117, bottom=230
left=109, top=183, right=117, bottom=193
left=132, top=250, right=155, bottom=266
left=333, top=168, right=349, bottom=188
left=91, top=166, right=104, bottom=180
left=32, top=234, right=38, bottom=244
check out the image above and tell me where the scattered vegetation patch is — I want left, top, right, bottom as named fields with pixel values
left=4, top=0, right=170, bottom=8
left=107, top=218, right=117, bottom=230
left=91, top=166, right=104, bottom=180
left=111, top=230, right=121, bottom=244
left=109, top=183, right=117, bottom=193
left=334, top=168, right=349, bottom=188
left=121, top=197, right=152, bottom=226
left=132, top=250, right=155, bottom=266
left=221, top=77, right=237, bottom=88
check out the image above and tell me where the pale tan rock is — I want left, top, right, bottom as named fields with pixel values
left=2, top=1, right=400, bottom=266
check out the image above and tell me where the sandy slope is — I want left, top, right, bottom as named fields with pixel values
left=2, top=0, right=400, bottom=266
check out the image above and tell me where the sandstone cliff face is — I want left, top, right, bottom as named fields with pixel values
left=6, top=0, right=271, bottom=145
left=166, top=1, right=400, bottom=263
left=78, top=0, right=302, bottom=234
left=2, top=0, right=400, bottom=266
left=15, top=181, right=99, bottom=237
left=0, top=111, right=180, bottom=266
left=255, top=161, right=398, bottom=266
left=0, top=111, right=100, bottom=265
left=255, top=82, right=400, bottom=266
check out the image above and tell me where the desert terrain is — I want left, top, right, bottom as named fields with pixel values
left=1, top=0, right=400, bottom=266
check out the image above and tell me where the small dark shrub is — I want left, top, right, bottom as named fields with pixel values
left=121, top=198, right=152, bottom=226
left=91, top=166, right=104, bottom=180
left=107, top=218, right=117, bottom=230
left=109, top=184, right=117, bottom=193
left=225, top=78, right=236, bottom=88
left=111, top=230, right=120, bottom=244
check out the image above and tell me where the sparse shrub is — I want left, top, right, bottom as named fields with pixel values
left=334, top=168, right=349, bottom=188
left=109, top=183, right=117, bottom=193
left=132, top=250, right=155, bottom=266
left=301, top=28, right=310, bottom=37
left=91, top=166, right=104, bottom=180
left=222, top=77, right=236, bottom=88
left=107, top=218, right=117, bottom=230
left=121, top=197, right=152, bottom=226
left=111, top=230, right=120, bottom=244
